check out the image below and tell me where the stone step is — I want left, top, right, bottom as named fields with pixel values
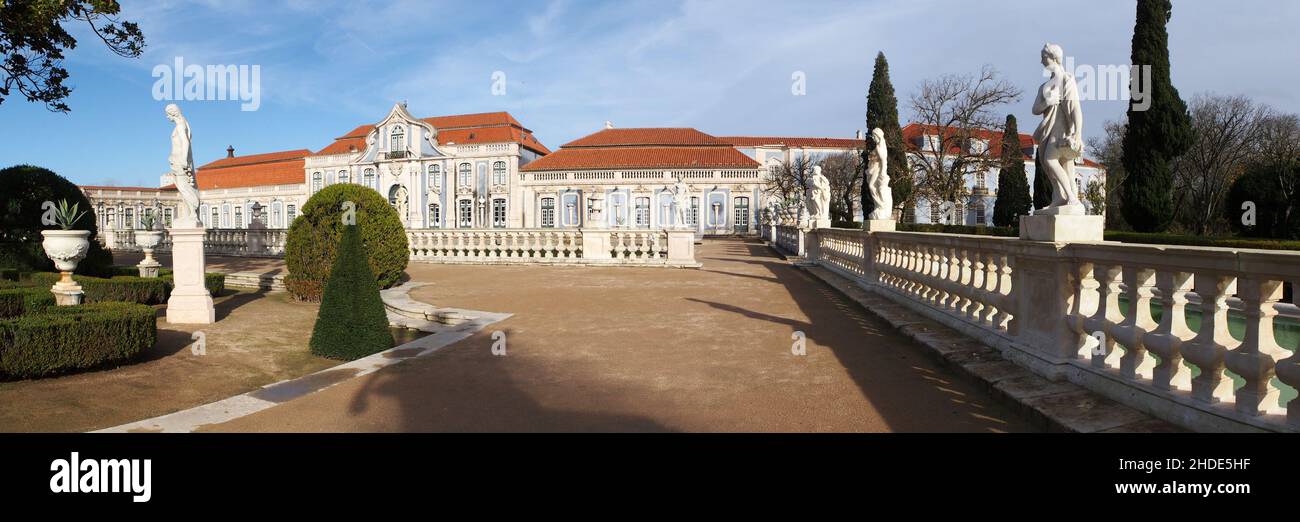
left=222, top=271, right=285, bottom=291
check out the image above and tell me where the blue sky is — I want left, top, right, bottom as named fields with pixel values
left=2, top=0, right=1297, bottom=187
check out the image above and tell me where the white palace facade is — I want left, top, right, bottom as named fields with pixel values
left=79, top=103, right=1105, bottom=254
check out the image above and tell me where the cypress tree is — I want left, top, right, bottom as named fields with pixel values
left=1032, top=152, right=1052, bottom=210
left=309, top=224, right=393, bottom=360
left=993, top=115, right=1032, bottom=226
left=863, top=51, right=911, bottom=222
left=1119, top=0, right=1192, bottom=232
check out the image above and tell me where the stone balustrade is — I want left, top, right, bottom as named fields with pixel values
left=102, top=227, right=286, bottom=257
left=776, top=226, right=1300, bottom=432
left=407, top=228, right=700, bottom=267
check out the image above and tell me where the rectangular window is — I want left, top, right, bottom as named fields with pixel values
left=459, top=200, right=473, bottom=228
left=733, top=197, right=750, bottom=233
left=163, top=208, right=173, bottom=228
left=492, top=199, right=506, bottom=228
left=688, top=197, right=699, bottom=226
left=458, top=163, right=472, bottom=188
left=429, top=204, right=441, bottom=228
left=287, top=205, right=297, bottom=223
left=125, top=208, right=135, bottom=229
left=975, top=204, right=986, bottom=225
left=634, top=197, right=650, bottom=228
left=930, top=201, right=941, bottom=224
left=211, top=208, right=219, bottom=227
left=541, top=198, right=555, bottom=228
left=234, top=206, right=244, bottom=229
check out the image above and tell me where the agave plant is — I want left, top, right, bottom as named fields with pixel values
left=52, top=199, right=87, bottom=230
left=139, top=212, right=157, bottom=231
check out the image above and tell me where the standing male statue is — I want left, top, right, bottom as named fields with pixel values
left=165, top=104, right=201, bottom=228
left=866, top=127, right=893, bottom=220
left=1032, top=43, right=1084, bottom=215
left=672, top=177, right=692, bottom=228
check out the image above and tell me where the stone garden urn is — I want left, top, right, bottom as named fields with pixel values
left=40, top=229, right=91, bottom=305
left=135, top=230, right=165, bottom=278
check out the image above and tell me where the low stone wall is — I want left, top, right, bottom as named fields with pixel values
left=773, top=226, right=1300, bottom=433
left=103, top=228, right=285, bottom=258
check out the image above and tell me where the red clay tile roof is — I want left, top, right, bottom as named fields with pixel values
left=562, top=128, right=727, bottom=148
left=523, top=127, right=760, bottom=172
left=522, top=146, right=759, bottom=171
left=901, top=123, right=1104, bottom=169
left=721, top=136, right=864, bottom=149
left=312, top=112, right=550, bottom=156
left=195, top=149, right=310, bottom=190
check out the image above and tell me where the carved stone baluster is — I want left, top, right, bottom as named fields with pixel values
left=981, top=252, right=1001, bottom=326
left=966, top=251, right=986, bottom=322
left=1083, top=265, right=1123, bottom=369
left=1113, top=267, right=1158, bottom=381
left=1225, top=278, right=1287, bottom=415
left=955, top=249, right=973, bottom=316
left=992, top=253, right=1014, bottom=331
left=1144, top=271, right=1194, bottom=391
left=1276, top=335, right=1300, bottom=426
left=1181, top=273, right=1237, bottom=404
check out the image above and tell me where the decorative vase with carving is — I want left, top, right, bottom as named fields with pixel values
left=40, top=230, right=91, bottom=272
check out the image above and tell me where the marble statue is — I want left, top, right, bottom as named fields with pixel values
left=672, top=177, right=691, bottom=228
left=866, top=127, right=893, bottom=220
left=805, top=165, right=831, bottom=228
left=1031, top=43, right=1085, bottom=215
left=164, top=104, right=201, bottom=228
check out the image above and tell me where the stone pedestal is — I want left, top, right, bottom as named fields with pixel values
left=579, top=228, right=611, bottom=261
left=138, top=248, right=161, bottom=278
left=166, top=227, right=215, bottom=324
left=51, top=272, right=83, bottom=306
left=665, top=229, right=700, bottom=266
left=811, top=217, right=831, bottom=230
left=1019, top=214, right=1104, bottom=242
left=864, top=219, right=896, bottom=232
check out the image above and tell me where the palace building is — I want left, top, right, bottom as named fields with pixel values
left=78, top=103, right=1102, bottom=240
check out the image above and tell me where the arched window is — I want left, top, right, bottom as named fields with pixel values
left=390, top=126, right=405, bottom=152
left=364, top=168, right=375, bottom=188
left=338, top=170, right=350, bottom=184
left=458, top=163, right=472, bottom=187
left=492, top=161, right=507, bottom=186
left=428, top=203, right=441, bottom=228
left=428, top=164, right=441, bottom=189
left=540, top=197, right=555, bottom=228
left=312, top=172, right=323, bottom=192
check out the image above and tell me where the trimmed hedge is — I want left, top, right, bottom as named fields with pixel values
left=285, top=184, right=408, bottom=302
left=0, top=302, right=156, bottom=379
left=1104, top=231, right=1300, bottom=251
left=0, top=165, right=113, bottom=276
left=0, top=287, right=55, bottom=318
left=310, top=225, right=393, bottom=360
left=25, top=272, right=225, bottom=304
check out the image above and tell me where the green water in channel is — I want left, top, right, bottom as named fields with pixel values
left=1115, top=297, right=1299, bottom=408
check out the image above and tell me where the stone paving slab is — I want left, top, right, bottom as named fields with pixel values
left=798, top=261, right=1185, bottom=433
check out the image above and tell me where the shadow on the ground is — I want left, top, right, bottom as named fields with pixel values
left=339, top=328, right=675, bottom=432
left=684, top=237, right=1032, bottom=433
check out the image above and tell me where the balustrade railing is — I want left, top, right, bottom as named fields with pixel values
left=407, top=228, right=695, bottom=267
left=102, top=227, right=286, bottom=257
left=783, top=226, right=1300, bottom=432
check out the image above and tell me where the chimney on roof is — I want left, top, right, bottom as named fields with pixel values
left=226, top=145, right=235, bottom=158
left=604, top=121, right=614, bottom=130
left=855, top=130, right=863, bottom=140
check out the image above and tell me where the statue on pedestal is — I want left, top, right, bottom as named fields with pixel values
left=866, top=127, right=893, bottom=220
left=165, top=104, right=201, bottom=228
left=672, top=177, right=691, bottom=228
left=804, top=165, right=831, bottom=228
left=1031, top=43, right=1085, bottom=215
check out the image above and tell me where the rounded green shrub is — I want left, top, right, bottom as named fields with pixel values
left=309, top=225, right=393, bottom=360
left=0, top=302, right=156, bottom=379
left=1225, top=162, right=1300, bottom=239
left=0, top=165, right=113, bottom=276
left=285, top=184, right=408, bottom=302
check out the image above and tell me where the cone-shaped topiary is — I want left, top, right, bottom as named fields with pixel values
left=309, top=225, right=393, bottom=360
left=285, top=183, right=408, bottom=301
left=993, top=115, right=1032, bottom=227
